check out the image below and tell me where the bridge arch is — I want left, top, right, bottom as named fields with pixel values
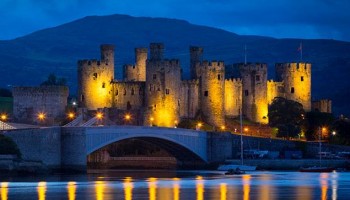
left=85, top=126, right=208, bottom=162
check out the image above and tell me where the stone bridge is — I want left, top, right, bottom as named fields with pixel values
left=4, top=126, right=232, bottom=171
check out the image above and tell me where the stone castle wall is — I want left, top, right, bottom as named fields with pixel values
left=12, top=86, right=68, bottom=124
left=224, top=78, right=242, bottom=117
left=197, top=61, right=225, bottom=127
left=124, top=48, right=147, bottom=81
left=267, top=80, right=284, bottom=105
left=78, top=44, right=115, bottom=110
left=312, top=99, right=332, bottom=113
left=275, top=62, right=311, bottom=111
left=180, top=80, right=199, bottom=118
left=111, top=81, right=145, bottom=110
left=239, top=63, right=268, bottom=124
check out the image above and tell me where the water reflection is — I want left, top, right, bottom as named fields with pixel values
left=95, top=181, right=105, bottom=200
left=242, top=175, right=251, bottom=200
left=196, top=176, right=204, bottom=200
left=148, top=177, right=157, bottom=200
left=331, top=173, right=338, bottom=200
left=37, top=182, right=46, bottom=200
left=173, top=178, right=180, bottom=200
left=320, top=173, right=329, bottom=200
left=123, top=177, right=133, bottom=200
left=220, top=183, right=226, bottom=200
left=259, top=174, right=275, bottom=200
left=67, top=182, right=76, bottom=200
left=1, top=182, right=8, bottom=200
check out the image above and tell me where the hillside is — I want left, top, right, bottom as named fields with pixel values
left=0, top=14, right=349, bottom=116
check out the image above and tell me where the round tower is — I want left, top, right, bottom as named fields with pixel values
left=78, top=44, right=115, bottom=110
left=190, top=46, right=203, bottom=79
left=239, top=63, right=268, bottom=124
left=199, top=61, right=225, bottom=128
left=145, top=44, right=181, bottom=127
left=135, top=47, right=148, bottom=81
left=275, top=62, right=311, bottom=111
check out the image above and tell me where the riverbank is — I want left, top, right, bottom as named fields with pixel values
left=0, top=155, right=49, bottom=174
left=223, top=159, right=350, bottom=170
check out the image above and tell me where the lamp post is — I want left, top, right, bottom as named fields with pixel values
left=150, top=117, right=154, bottom=127
left=37, top=112, right=46, bottom=125
left=96, top=112, right=103, bottom=126
left=125, top=114, right=131, bottom=125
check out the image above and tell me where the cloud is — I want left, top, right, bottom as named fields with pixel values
left=0, top=0, right=349, bottom=41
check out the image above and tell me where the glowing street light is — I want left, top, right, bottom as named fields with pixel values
left=37, top=112, right=46, bottom=121
left=220, top=125, right=226, bottom=131
left=196, top=122, right=202, bottom=130
left=125, top=114, right=131, bottom=120
left=149, top=117, right=154, bottom=126
left=244, top=127, right=249, bottom=132
left=174, top=120, right=178, bottom=128
left=332, top=131, right=336, bottom=136
left=0, top=114, right=7, bottom=121
left=68, top=112, right=75, bottom=119
left=96, top=112, right=103, bottom=120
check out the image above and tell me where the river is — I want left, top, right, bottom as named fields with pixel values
left=1, top=170, right=349, bottom=199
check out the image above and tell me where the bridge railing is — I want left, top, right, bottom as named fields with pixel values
left=0, top=121, right=16, bottom=130
left=81, top=117, right=98, bottom=127
left=63, top=115, right=83, bottom=127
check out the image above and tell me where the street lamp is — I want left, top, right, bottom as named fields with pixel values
left=174, top=120, right=178, bottom=128
left=67, top=112, right=75, bottom=120
left=0, top=113, right=7, bottom=130
left=220, top=125, right=225, bottom=131
left=332, top=131, right=336, bottom=136
left=125, top=114, right=131, bottom=125
left=96, top=112, right=103, bottom=120
left=196, top=122, right=202, bottom=130
left=150, top=117, right=154, bottom=126
left=37, top=112, right=46, bottom=124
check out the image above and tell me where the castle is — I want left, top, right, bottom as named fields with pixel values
left=77, top=43, right=313, bottom=128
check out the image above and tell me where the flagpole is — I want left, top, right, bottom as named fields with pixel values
left=300, top=42, right=303, bottom=61
left=244, top=44, right=247, bottom=64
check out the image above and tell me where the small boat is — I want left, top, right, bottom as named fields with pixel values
left=225, top=168, right=245, bottom=175
left=299, top=166, right=334, bottom=173
left=218, top=164, right=256, bottom=171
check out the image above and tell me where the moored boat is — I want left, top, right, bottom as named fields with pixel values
left=299, top=166, right=334, bottom=172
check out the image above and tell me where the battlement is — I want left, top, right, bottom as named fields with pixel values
left=275, top=62, right=311, bottom=72
left=78, top=59, right=107, bottom=67
left=225, top=78, right=242, bottom=83
left=198, top=60, right=225, bottom=71
left=100, top=44, right=115, bottom=51
left=190, top=46, right=203, bottom=53
left=238, top=63, right=267, bottom=72
left=135, top=47, right=148, bottom=53
left=12, top=86, right=69, bottom=96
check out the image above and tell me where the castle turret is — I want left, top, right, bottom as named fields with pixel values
left=224, top=78, right=242, bottom=117
left=275, top=62, right=311, bottom=111
left=78, top=44, right=115, bottom=110
left=150, top=43, right=164, bottom=60
left=124, top=47, right=148, bottom=82
left=145, top=43, right=181, bottom=127
left=198, top=61, right=225, bottom=128
left=239, top=63, right=268, bottom=124
left=190, top=46, right=203, bottom=79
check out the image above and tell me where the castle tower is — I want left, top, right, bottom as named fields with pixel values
left=198, top=61, right=225, bottom=128
left=150, top=43, right=164, bottom=60
left=135, top=47, right=148, bottom=81
left=224, top=78, right=242, bottom=117
left=275, top=62, right=311, bottom=111
left=239, top=63, right=268, bottom=124
left=145, top=43, right=181, bottom=127
left=124, top=47, right=148, bottom=81
left=78, top=44, right=115, bottom=110
left=190, top=46, right=203, bottom=79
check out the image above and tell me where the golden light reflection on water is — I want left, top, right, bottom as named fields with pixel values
left=37, top=182, right=46, bottom=200
left=320, top=173, right=329, bottom=200
left=123, top=177, right=133, bottom=200
left=331, top=173, right=338, bottom=200
left=242, top=175, right=251, bottom=200
left=67, top=182, right=76, bottom=200
left=220, top=183, right=227, bottom=200
left=173, top=178, right=180, bottom=200
left=95, top=181, right=105, bottom=200
left=196, top=176, right=204, bottom=200
left=1, top=182, right=8, bottom=200
left=148, top=177, right=157, bottom=200
left=259, top=174, right=275, bottom=200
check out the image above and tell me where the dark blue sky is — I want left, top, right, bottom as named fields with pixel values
left=1, top=0, right=350, bottom=41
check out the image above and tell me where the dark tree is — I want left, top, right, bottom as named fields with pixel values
left=0, top=88, right=12, bottom=97
left=40, top=73, right=66, bottom=86
left=268, top=97, right=305, bottom=139
left=332, top=118, right=350, bottom=145
left=304, top=111, right=335, bottom=141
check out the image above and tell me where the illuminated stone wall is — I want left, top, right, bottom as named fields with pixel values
left=197, top=61, right=225, bottom=127
left=145, top=43, right=181, bottom=127
left=124, top=48, right=147, bottom=81
left=111, top=81, right=145, bottom=110
left=12, top=86, right=68, bottom=124
left=275, top=62, right=311, bottom=111
left=78, top=44, right=115, bottom=110
left=239, top=63, right=268, bottom=124
left=267, top=80, right=284, bottom=105
left=180, top=80, right=199, bottom=118
left=312, top=99, right=332, bottom=113
left=224, top=78, right=242, bottom=117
